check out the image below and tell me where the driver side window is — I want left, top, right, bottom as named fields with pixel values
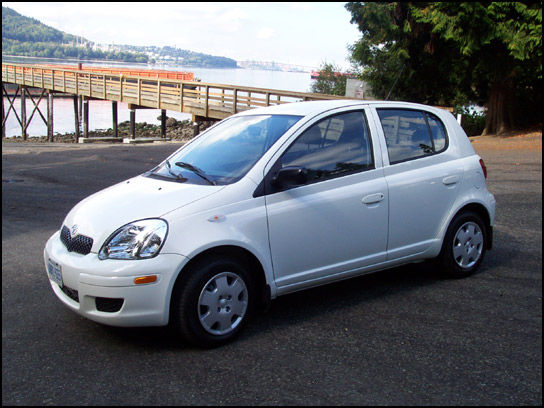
left=280, top=111, right=374, bottom=184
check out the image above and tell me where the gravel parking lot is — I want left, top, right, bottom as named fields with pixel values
left=2, top=133, right=542, bottom=406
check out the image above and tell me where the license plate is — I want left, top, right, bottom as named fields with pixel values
left=47, top=259, right=63, bottom=287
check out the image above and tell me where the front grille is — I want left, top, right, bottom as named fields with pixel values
left=60, top=226, right=93, bottom=255
left=95, top=297, right=124, bottom=313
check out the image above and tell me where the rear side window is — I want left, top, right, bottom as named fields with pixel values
left=377, top=109, right=448, bottom=164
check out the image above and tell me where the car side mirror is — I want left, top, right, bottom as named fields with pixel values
left=272, top=166, right=308, bottom=188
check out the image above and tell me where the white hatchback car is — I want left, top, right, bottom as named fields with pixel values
left=44, top=100, right=495, bottom=347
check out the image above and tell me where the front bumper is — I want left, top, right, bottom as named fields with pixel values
left=44, top=231, right=188, bottom=327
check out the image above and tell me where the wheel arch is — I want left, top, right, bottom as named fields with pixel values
left=170, top=245, right=271, bottom=316
left=451, top=202, right=493, bottom=250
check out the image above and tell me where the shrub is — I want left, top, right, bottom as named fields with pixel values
left=455, top=106, right=486, bottom=136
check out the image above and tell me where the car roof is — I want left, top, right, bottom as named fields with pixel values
left=234, top=99, right=437, bottom=118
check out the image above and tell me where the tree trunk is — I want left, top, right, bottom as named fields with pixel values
left=482, top=78, right=517, bottom=135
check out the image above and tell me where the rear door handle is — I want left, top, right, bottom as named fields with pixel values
left=362, top=193, right=385, bottom=205
left=442, top=175, right=460, bottom=186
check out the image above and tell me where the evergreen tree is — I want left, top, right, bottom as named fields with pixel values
left=310, top=62, right=347, bottom=96
left=346, top=2, right=542, bottom=135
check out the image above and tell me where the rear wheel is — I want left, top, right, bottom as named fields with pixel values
left=436, top=211, right=487, bottom=278
left=172, top=255, right=254, bottom=348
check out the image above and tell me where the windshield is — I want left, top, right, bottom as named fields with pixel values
left=150, top=114, right=302, bottom=185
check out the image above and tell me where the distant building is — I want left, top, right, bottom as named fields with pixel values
left=345, top=78, right=374, bottom=100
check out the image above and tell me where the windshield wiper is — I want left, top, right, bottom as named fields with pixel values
left=164, top=159, right=187, bottom=181
left=175, top=162, right=217, bottom=185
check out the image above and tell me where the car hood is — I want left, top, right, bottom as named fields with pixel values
left=62, top=175, right=224, bottom=251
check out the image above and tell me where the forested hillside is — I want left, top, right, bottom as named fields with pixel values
left=2, top=6, right=238, bottom=67
left=2, top=6, right=149, bottom=62
left=2, top=6, right=80, bottom=44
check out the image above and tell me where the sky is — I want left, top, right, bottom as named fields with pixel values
left=3, top=2, right=362, bottom=70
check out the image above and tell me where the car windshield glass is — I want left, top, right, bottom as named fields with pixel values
left=152, top=114, right=302, bottom=185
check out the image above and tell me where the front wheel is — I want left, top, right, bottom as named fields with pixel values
left=436, top=211, right=488, bottom=279
left=172, top=256, right=255, bottom=348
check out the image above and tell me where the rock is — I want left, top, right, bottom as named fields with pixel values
left=166, top=117, right=178, bottom=127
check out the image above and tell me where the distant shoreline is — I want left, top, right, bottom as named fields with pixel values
left=1, top=54, right=242, bottom=70
left=2, top=54, right=147, bottom=65
left=2, top=55, right=315, bottom=73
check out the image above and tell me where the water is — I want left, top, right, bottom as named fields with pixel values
left=3, top=57, right=315, bottom=138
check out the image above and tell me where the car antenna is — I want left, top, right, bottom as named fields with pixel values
left=385, top=63, right=406, bottom=101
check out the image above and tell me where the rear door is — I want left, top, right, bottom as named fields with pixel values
left=372, top=107, right=464, bottom=260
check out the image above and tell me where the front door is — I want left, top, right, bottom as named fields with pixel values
left=264, top=110, right=389, bottom=292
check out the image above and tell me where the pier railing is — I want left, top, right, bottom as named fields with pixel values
left=2, top=63, right=349, bottom=121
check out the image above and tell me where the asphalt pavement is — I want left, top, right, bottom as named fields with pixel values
left=2, top=139, right=542, bottom=405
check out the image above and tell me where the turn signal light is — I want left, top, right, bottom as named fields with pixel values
left=134, top=275, right=158, bottom=285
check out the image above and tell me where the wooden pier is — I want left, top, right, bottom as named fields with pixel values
left=2, top=63, right=348, bottom=142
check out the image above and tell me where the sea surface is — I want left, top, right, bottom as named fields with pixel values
left=3, top=57, right=315, bottom=138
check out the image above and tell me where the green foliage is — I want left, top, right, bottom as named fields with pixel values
left=410, top=3, right=542, bottom=62
left=310, top=62, right=347, bottom=95
left=2, top=6, right=81, bottom=45
left=2, top=6, right=150, bottom=63
left=2, top=38, right=149, bottom=63
left=144, top=46, right=237, bottom=68
left=345, top=2, right=542, bottom=133
left=345, top=2, right=463, bottom=105
left=455, top=106, right=487, bottom=136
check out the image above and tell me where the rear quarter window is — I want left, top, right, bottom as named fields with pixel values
left=377, top=109, right=448, bottom=164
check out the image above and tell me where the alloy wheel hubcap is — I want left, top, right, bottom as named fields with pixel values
left=198, top=272, right=248, bottom=335
left=453, top=221, right=484, bottom=269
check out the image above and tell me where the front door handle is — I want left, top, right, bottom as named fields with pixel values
left=362, top=193, right=385, bottom=205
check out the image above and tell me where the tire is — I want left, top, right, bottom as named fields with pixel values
left=172, top=255, right=255, bottom=348
left=436, top=211, right=487, bottom=279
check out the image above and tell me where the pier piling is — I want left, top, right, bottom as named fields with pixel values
left=73, top=95, right=80, bottom=141
left=129, top=108, right=136, bottom=139
left=83, top=99, right=89, bottom=138
left=161, top=109, right=167, bottom=138
left=47, top=92, right=53, bottom=141
left=112, top=101, right=118, bottom=138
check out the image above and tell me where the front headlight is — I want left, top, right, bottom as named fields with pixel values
left=99, top=219, right=168, bottom=260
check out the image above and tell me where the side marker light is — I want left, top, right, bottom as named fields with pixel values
left=134, top=275, right=158, bottom=285
left=207, top=214, right=226, bottom=222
